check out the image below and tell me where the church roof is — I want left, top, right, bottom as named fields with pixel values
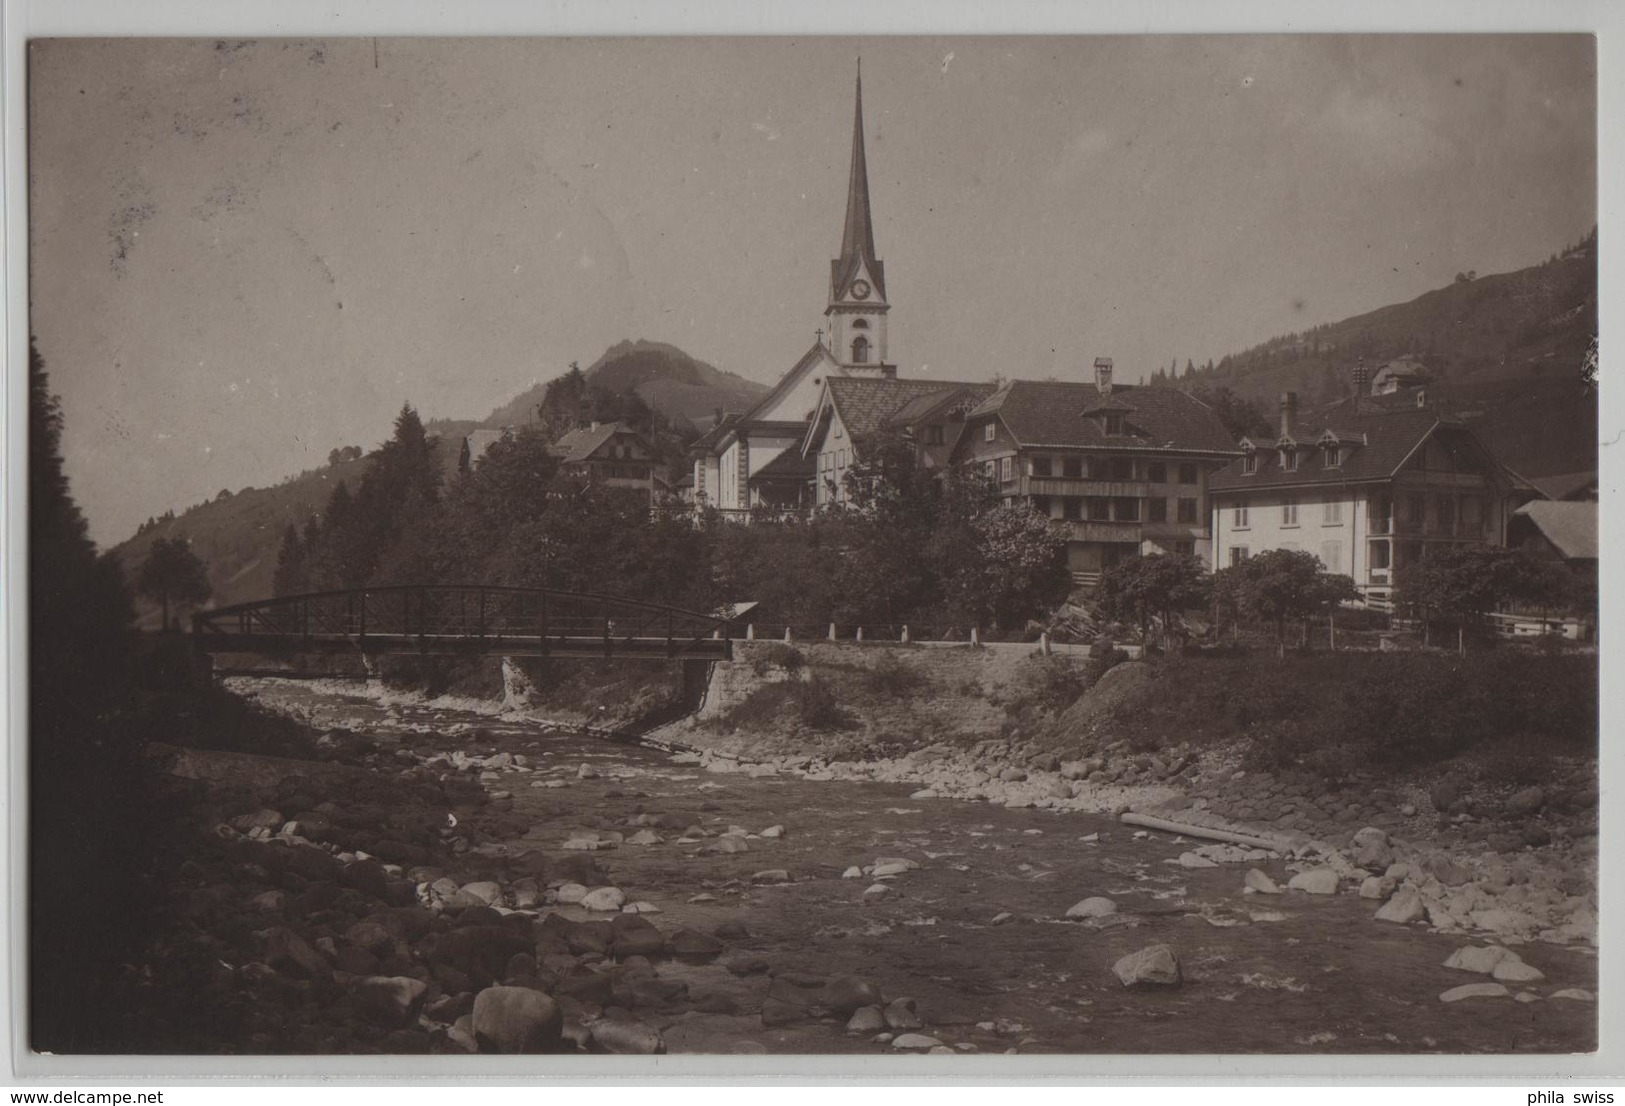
left=830, top=67, right=887, bottom=304
left=749, top=447, right=816, bottom=483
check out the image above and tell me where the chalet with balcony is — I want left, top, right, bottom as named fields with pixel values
left=1208, top=392, right=1515, bottom=608
left=950, top=359, right=1243, bottom=584
left=550, top=421, right=658, bottom=506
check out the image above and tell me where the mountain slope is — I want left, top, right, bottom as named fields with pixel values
left=1183, top=233, right=1597, bottom=476
left=111, top=339, right=760, bottom=615
left=479, top=339, right=766, bottom=430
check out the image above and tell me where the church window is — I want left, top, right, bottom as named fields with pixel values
left=852, top=335, right=870, bottom=363
left=850, top=318, right=869, bottom=329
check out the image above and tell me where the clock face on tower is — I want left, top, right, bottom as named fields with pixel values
left=850, top=279, right=871, bottom=301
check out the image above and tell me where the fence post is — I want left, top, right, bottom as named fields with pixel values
left=901, top=625, right=909, bottom=644
left=856, top=626, right=864, bottom=643
left=1040, top=631, right=1052, bottom=655
left=746, top=624, right=755, bottom=641
left=783, top=627, right=793, bottom=643
left=828, top=622, right=837, bottom=641
left=970, top=626, right=981, bottom=647
left=1328, top=612, right=1335, bottom=652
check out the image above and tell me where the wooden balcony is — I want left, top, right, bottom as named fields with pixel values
left=1049, top=519, right=1141, bottom=544
left=1025, top=477, right=1147, bottom=498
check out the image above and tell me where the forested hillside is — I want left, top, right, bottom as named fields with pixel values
left=1168, top=230, right=1597, bottom=477
left=110, top=340, right=764, bottom=615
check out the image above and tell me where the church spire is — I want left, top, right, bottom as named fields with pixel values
left=826, top=61, right=891, bottom=375
left=829, top=62, right=886, bottom=307
left=838, top=62, right=879, bottom=284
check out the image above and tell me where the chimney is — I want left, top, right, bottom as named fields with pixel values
left=1351, top=357, right=1369, bottom=413
left=1093, top=357, right=1114, bottom=395
left=1279, top=391, right=1298, bottom=439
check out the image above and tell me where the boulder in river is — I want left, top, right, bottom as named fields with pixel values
left=1443, top=945, right=1515, bottom=975
left=825, top=975, right=884, bottom=1015
left=1439, top=982, right=1510, bottom=1003
left=472, top=985, right=563, bottom=1053
left=1287, top=868, right=1338, bottom=895
left=581, top=886, right=626, bottom=912
left=611, top=913, right=666, bottom=960
left=353, top=975, right=428, bottom=1028
left=668, top=929, right=725, bottom=963
left=1374, top=887, right=1425, bottom=924
left=1064, top=897, right=1116, bottom=919
left=589, top=1017, right=666, bottom=1054
left=1350, top=827, right=1394, bottom=871
left=1112, top=944, right=1182, bottom=987
left=1244, top=869, right=1281, bottom=895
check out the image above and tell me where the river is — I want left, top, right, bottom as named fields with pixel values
left=224, top=677, right=1599, bottom=1055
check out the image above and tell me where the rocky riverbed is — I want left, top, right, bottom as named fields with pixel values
left=144, top=676, right=1597, bottom=1055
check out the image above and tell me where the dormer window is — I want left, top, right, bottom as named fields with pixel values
left=1323, top=443, right=1341, bottom=468
left=1241, top=452, right=1258, bottom=475
left=983, top=423, right=996, bottom=442
left=1282, top=450, right=1299, bottom=473
left=1104, top=414, right=1124, bottom=435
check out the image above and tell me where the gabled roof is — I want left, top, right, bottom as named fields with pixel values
left=737, top=341, right=842, bottom=425
left=550, top=421, right=642, bottom=464
left=825, top=377, right=979, bottom=443
left=749, top=447, right=816, bottom=483
left=967, top=382, right=1240, bottom=455
left=1528, top=469, right=1598, bottom=502
left=881, top=383, right=998, bottom=429
left=1209, top=406, right=1483, bottom=492
left=1514, top=500, right=1598, bottom=560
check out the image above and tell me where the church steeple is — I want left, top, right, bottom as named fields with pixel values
left=826, top=61, right=893, bottom=377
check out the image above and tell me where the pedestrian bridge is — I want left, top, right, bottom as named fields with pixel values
left=191, top=585, right=741, bottom=663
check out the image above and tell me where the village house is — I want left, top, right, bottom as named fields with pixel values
left=547, top=421, right=659, bottom=506
left=801, top=377, right=996, bottom=506
left=950, top=359, right=1243, bottom=585
left=1509, top=499, right=1597, bottom=596
left=1207, top=390, right=1517, bottom=608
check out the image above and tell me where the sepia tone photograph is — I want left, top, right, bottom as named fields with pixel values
left=22, top=32, right=1599, bottom=1062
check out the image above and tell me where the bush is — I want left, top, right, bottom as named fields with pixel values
left=1102, top=650, right=1596, bottom=780
left=863, top=652, right=927, bottom=698
left=748, top=642, right=804, bottom=676
left=796, top=674, right=853, bottom=730
left=713, top=672, right=853, bottom=733
left=1005, top=655, right=1094, bottom=716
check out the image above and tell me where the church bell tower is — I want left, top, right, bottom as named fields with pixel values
left=825, top=63, right=893, bottom=378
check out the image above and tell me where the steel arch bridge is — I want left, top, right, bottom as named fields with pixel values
left=191, top=585, right=739, bottom=664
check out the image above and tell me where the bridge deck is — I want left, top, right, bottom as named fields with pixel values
left=192, top=585, right=736, bottom=662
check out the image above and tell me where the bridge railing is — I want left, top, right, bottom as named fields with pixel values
left=193, top=584, right=733, bottom=657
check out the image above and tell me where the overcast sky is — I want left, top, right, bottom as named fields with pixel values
left=29, top=35, right=1595, bottom=545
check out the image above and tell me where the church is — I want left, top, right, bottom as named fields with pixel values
left=690, top=66, right=946, bottom=516
left=689, top=67, right=1241, bottom=585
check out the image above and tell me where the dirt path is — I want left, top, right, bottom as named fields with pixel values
left=206, top=680, right=1598, bottom=1055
